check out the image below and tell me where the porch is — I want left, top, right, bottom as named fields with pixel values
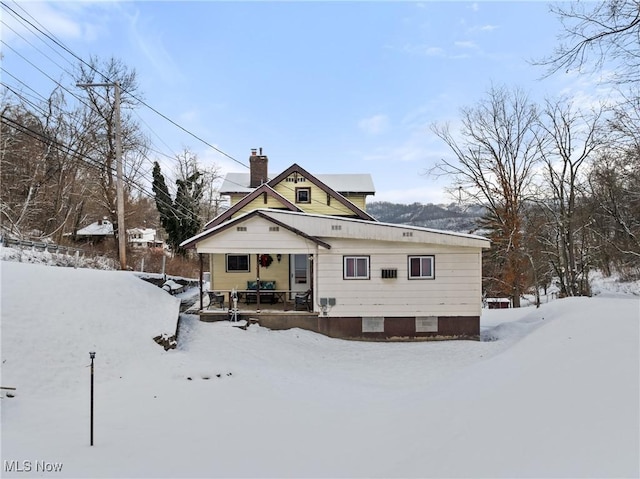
left=196, top=286, right=317, bottom=323
left=199, top=307, right=319, bottom=325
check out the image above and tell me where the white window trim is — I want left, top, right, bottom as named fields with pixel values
left=408, top=255, right=435, bottom=280
left=343, top=256, right=370, bottom=280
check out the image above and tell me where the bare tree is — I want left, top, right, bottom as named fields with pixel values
left=430, top=85, right=542, bottom=307
left=541, top=0, right=640, bottom=86
left=535, top=98, right=606, bottom=296
left=589, top=148, right=640, bottom=271
left=539, top=0, right=640, bottom=279
left=0, top=88, right=93, bottom=241
left=0, top=101, right=48, bottom=238
left=75, top=56, right=147, bottom=256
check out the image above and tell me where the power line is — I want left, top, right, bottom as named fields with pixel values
left=0, top=40, right=87, bottom=106
left=2, top=2, right=365, bottom=221
left=0, top=114, right=186, bottom=221
left=2, top=0, right=249, bottom=171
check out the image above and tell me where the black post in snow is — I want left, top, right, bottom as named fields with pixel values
left=89, top=351, right=95, bottom=446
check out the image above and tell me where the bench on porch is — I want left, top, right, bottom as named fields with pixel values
left=244, top=280, right=278, bottom=304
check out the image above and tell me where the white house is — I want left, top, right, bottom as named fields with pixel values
left=72, top=218, right=114, bottom=242
left=69, top=219, right=163, bottom=250
left=182, top=208, right=490, bottom=340
left=181, top=149, right=489, bottom=340
left=76, top=218, right=113, bottom=238
left=127, top=228, right=163, bottom=249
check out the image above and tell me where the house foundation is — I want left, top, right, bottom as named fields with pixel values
left=198, top=310, right=480, bottom=341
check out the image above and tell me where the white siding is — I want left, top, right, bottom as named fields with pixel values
left=188, top=210, right=488, bottom=318
left=195, top=216, right=320, bottom=254
left=314, top=239, right=483, bottom=317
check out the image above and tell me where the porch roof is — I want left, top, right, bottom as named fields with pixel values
left=182, top=209, right=490, bottom=251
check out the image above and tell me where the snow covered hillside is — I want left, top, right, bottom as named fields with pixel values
left=1, top=260, right=638, bottom=478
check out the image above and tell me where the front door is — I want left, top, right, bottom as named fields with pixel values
left=290, top=254, right=309, bottom=297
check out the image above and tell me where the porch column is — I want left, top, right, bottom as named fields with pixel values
left=256, top=253, right=261, bottom=312
left=198, top=253, right=204, bottom=312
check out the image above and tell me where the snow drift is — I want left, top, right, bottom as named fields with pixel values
left=1, top=260, right=638, bottom=478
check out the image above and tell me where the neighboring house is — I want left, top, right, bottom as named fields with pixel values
left=72, top=218, right=114, bottom=243
left=127, top=228, right=163, bottom=249
left=70, top=220, right=163, bottom=249
left=181, top=149, right=490, bottom=340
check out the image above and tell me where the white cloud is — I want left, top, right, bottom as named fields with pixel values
left=470, top=3, right=480, bottom=12
left=375, top=186, right=451, bottom=205
left=361, top=128, right=453, bottom=166
left=403, top=44, right=446, bottom=57
left=454, top=41, right=478, bottom=49
left=125, top=8, right=187, bottom=86
left=550, top=69, right=621, bottom=109
left=358, top=114, right=390, bottom=135
left=467, top=24, right=498, bottom=34
left=3, top=2, right=106, bottom=45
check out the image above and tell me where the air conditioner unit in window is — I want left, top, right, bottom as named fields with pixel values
left=381, top=268, right=398, bottom=279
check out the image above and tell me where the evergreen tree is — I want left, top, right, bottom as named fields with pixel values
left=152, top=161, right=203, bottom=255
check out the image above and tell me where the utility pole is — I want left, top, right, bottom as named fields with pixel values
left=77, top=81, right=127, bottom=270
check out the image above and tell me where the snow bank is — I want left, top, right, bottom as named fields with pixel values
left=1, top=261, right=180, bottom=396
left=391, top=297, right=640, bottom=478
left=1, top=245, right=116, bottom=269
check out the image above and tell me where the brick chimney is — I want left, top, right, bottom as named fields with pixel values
left=249, top=147, right=268, bottom=188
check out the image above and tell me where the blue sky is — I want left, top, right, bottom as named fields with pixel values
left=2, top=1, right=604, bottom=204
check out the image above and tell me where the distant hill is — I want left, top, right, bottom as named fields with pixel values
left=366, top=201, right=485, bottom=234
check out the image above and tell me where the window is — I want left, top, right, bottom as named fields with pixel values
left=226, top=254, right=250, bottom=272
left=293, top=254, right=308, bottom=284
left=344, top=256, right=370, bottom=279
left=408, top=255, right=435, bottom=279
left=296, top=187, right=311, bottom=204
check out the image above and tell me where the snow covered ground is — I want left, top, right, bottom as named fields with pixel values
left=1, top=259, right=638, bottom=478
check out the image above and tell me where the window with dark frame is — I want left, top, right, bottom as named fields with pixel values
left=408, top=255, right=435, bottom=279
left=296, top=187, right=311, bottom=204
left=226, top=254, right=250, bottom=272
left=344, top=256, right=370, bottom=279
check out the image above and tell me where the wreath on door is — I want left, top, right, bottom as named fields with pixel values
left=259, top=254, right=273, bottom=268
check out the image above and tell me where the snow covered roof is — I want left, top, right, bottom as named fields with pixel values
left=220, top=172, right=375, bottom=194
left=76, top=219, right=114, bottom=236
left=182, top=208, right=490, bottom=250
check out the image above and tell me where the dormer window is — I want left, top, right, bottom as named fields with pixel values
left=296, top=187, right=311, bottom=204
